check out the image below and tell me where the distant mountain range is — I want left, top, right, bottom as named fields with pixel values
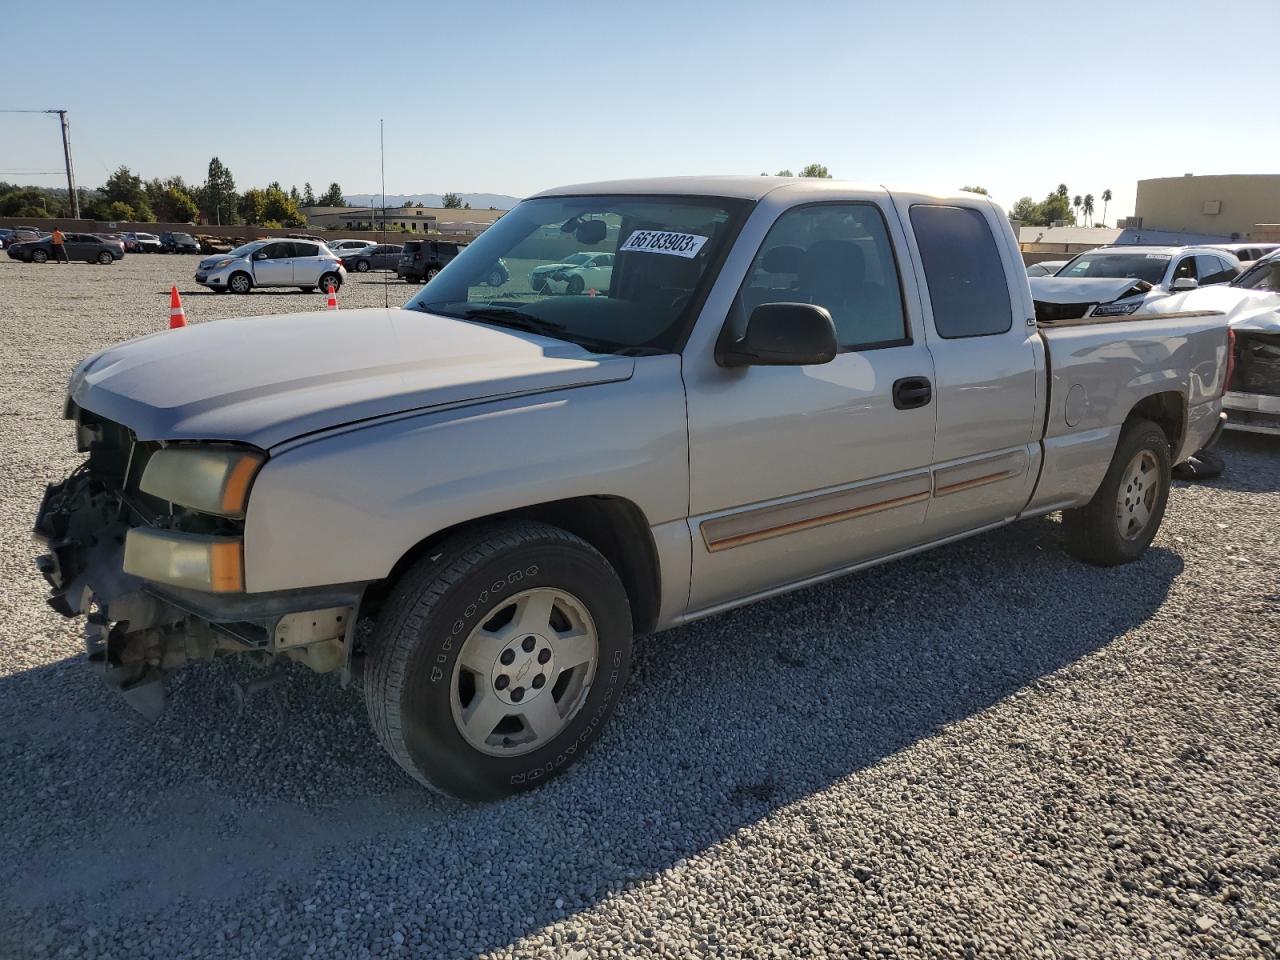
left=344, top=193, right=521, bottom=210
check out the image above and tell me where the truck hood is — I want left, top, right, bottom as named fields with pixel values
left=1145, top=284, right=1280, bottom=333
left=1028, top=276, right=1154, bottom=305
left=69, top=308, right=634, bottom=449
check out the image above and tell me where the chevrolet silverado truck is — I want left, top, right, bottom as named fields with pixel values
left=34, top=177, right=1229, bottom=800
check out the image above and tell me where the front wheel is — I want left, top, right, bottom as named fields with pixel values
left=487, top=268, right=505, bottom=287
left=363, top=521, right=633, bottom=800
left=228, top=272, right=252, bottom=294
left=32, top=249, right=49, bottom=264
left=354, top=259, right=371, bottom=273
left=97, top=251, right=113, bottom=265
left=1063, top=417, right=1171, bottom=566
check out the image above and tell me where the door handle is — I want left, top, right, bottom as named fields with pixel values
left=892, top=376, right=932, bottom=410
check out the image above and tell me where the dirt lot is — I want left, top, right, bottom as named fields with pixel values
left=0, top=254, right=1277, bottom=959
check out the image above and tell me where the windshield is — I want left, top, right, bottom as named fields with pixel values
left=1056, top=251, right=1171, bottom=284
left=226, top=240, right=266, bottom=258
left=404, top=194, right=750, bottom=354
left=1232, top=256, right=1280, bottom=292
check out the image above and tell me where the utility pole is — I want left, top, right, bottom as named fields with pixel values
left=51, top=110, right=80, bottom=219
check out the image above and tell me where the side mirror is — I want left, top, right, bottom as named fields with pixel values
left=1171, top=277, right=1198, bottom=291
left=718, top=302, right=838, bottom=367
left=254, top=252, right=269, bottom=261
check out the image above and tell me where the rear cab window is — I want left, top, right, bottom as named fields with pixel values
left=909, top=205, right=1012, bottom=338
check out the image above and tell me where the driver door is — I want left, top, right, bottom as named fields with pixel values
left=252, top=241, right=294, bottom=286
left=682, top=197, right=938, bottom=613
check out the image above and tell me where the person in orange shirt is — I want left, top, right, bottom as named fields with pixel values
left=51, top=228, right=68, bottom=264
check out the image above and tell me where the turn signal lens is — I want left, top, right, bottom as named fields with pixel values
left=123, top=529, right=244, bottom=593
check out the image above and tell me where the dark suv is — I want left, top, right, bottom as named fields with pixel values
left=159, top=232, right=200, bottom=254
left=397, top=239, right=461, bottom=283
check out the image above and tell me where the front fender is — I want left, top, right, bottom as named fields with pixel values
left=241, top=356, right=689, bottom=592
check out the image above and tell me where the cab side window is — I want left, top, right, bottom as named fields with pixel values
left=260, top=242, right=291, bottom=259
left=738, top=203, right=908, bottom=349
left=1172, top=256, right=1198, bottom=282
left=909, top=205, right=1012, bottom=339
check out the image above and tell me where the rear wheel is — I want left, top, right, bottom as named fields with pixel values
left=228, top=272, right=252, bottom=294
left=319, top=272, right=341, bottom=293
left=1063, top=418, right=1171, bottom=566
left=425, top=267, right=440, bottom=282
left=363, top=521, right=632, bottom=799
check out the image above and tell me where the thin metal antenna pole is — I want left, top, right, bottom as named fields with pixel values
left=381, top=119, right=388, bottom=309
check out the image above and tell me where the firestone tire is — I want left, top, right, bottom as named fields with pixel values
left=1063, top=417, right=1171, bottom=567
left=363, top=521, right=633, bottom=800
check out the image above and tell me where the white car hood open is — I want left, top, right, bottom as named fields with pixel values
left=69, top=308, right=634, bottom=449
left=1145, top=285, right=1280, bottom=334
left=1028, top=276, right=1153, bottom=304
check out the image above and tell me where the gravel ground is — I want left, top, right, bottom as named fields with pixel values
left=1, top=255, right=1277, bottom=959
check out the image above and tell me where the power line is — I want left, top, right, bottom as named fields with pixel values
left=0, top=108, right=80, bottom=217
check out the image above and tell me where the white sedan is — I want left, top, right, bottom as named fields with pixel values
left=530, top=252, right=614, bottom=294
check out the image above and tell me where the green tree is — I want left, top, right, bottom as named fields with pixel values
left=798, top=163, right=831, bottom=178
left=1082, top=193, right=1095, bottom=227
left=1056, top=184, right=1069, bottom=199
left=1039, top=191, right=1073, bottom=224
left=302, top=182, right=316, bottom=206
left=200, top=157, right=238, bottom=225
left=97, top=166, right=154, bottom=220
left=1072, top=195, right=1082, bottom=224
left=442, top=192, right=463, bottom=209
left=960, top=185, right=989, bottom=195
left=0, top=185, right=65, bottom=218
left=1101, top=188, right=1112, bottom=226
left=289, top=185, right=301, bottom=205
left=1010, top=196, right=1041, bottom=224
left=237, top=188, right=268, bottom=224
left=319, top=182, right=345, bottom=206
left=774, top=169, right=794, bottom=177
left=105, top=200, right=137, bottom=221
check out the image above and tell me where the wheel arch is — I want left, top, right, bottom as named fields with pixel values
left=1126, top=390, right=1185, bottom=457
left=363, top=495, right=662, bottom=635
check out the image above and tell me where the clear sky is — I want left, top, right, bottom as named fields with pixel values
left=3, top=0, right=1274, bottom=222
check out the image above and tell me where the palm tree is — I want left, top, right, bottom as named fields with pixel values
left=1083, top=193, right=1095, bottom=227
left=1073, top=195, right=1082, bottom=225
left=1057, top=183, right=1069, bottom=199
left=1101, top=188, right=1112, bottom=226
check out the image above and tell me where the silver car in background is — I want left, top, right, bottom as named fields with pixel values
left=195, top=239, right=347, bottom=294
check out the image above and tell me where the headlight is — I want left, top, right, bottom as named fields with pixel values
left=215, top=258, right=234, bottom=268
left=140, top=446, right=264, bottom=518
left=1092, top=300, right=1143, bottom=317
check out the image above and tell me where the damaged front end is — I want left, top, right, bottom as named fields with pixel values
left=34, top=404, right=362, bottom=718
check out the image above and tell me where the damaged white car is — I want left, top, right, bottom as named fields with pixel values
left=1146, top=250, right=1280, bottom=436
left=1030, top=246, right=1241, bottom=322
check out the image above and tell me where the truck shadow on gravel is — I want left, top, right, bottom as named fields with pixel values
left=0, top=516, right=1184, bottom=955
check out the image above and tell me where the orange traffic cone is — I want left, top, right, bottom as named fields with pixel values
left=326, top=281, right=338, bottom=311
left=169, top=286, right=186, bottom=328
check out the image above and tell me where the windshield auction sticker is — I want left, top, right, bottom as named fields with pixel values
left=620, top=230, right=708, bottom=258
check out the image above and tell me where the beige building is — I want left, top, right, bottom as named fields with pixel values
left=1135, top=174, right=1280, bottom=240
left=302, top=205, right=504, bottom=238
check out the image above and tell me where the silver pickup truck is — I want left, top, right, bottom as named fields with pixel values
left=34, top=177, right=1229, bottom=799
